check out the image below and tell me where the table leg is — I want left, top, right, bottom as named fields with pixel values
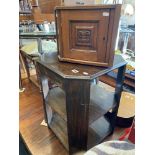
left=39, top=74, right=50, bottom=124
left=65, top=79, right=90, bottom=154
left=110, top=65, right=126, bottom=132
left=20, top=53, right=31, bottom=81
left=37, top=38, right=43, bottom=54
left=34, top=60, right=41, bottom=91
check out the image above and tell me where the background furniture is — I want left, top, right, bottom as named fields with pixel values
left=19, top=0, right=62, bottom=23
left=19, top=65, right=24, bottom=91
left=19, top=31, right=57, bottom=91
left=116, top=91, right=135, bottom=127
left=20, top=49, right=40, bottom=89
left=100, top=68, right=135, bottom=91
left=36, top=52, right=126, bottom=154
left=55, top=5, right=121, bottom=67
left=118, top=26, right=135, bottom=53
left=19, top=31, right=56, bottom=53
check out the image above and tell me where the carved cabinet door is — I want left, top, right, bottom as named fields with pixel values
left=58, top=9, right=110, bottom=65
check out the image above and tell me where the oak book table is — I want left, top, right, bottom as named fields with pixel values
left=36, top=52, right=127, bottom=154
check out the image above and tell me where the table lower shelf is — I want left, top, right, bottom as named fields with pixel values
left=87, top=116, right=112, bottom=149
left=48, top=111, right=112, bottom=151
left=49, top=113, right=69, bottom=150
left=45, top=83, right=115, bottom=124
left=45, top=82, right=115, bottom=150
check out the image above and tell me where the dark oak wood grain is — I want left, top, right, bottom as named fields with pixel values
left=37, top=52, right=126, bottom=80
left=36, top=52, right=127, bottom=154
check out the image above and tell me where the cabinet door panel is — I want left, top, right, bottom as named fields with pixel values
left=60, top=9, right=110, bottom=63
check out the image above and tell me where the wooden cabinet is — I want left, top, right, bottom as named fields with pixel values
left=36, top=52, right=127, bottom=154
left=55, top=5, right=121, bottom=67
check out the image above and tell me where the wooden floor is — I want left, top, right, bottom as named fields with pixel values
left=19, top=79, right=126, bottom=155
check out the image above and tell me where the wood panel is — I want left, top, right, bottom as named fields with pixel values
left=58, top=8, right=110, bottom=66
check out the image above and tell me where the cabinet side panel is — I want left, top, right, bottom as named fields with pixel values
left=55, top=9, right=63, bottom=58
left=106, top=5, right=121, bottom=66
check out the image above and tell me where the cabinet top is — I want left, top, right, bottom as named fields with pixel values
left=37, top=52, right=126, bottom=80
left=55, top=4, right=121, bottom=10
